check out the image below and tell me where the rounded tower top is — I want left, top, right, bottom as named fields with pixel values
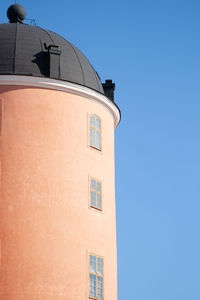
left=0, top=4, right=104, bottom=94
left=7, top=4, right=26, bottom=23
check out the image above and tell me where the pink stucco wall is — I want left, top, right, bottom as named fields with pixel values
left=0, top=85, right=117, bottom=299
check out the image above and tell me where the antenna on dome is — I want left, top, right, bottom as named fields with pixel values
left=26, top=18, right=36, bottom=26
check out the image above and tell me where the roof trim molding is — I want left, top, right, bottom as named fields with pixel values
left=0, top=75, right=120, bottom=127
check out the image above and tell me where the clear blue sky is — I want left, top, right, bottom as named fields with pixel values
left=2, top=0, right=200, bottom=299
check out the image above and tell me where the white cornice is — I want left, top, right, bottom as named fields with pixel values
left=0, top=75, right=120, bottom=127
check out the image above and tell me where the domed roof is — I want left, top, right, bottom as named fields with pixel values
left=0, top=22, right=104, bottom=93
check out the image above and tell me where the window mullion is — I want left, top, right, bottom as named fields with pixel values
left=96, top=272, right=97, bottom=299
left=95, top=185, right=97, bottom=208
left=95, top=260, right=97, bottom=299
left=94, top=116, right=96, bottom=147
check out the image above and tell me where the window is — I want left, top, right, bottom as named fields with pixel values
left=90, top=178, right=102, bottom=210
left=89, top=115, right=101, bottom=150
left=89, top=254, right=103, bottom=300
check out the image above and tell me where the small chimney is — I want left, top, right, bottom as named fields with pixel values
left=102, top=80, right=115, bottom=102
left=46, top=44, right=61, bottom=78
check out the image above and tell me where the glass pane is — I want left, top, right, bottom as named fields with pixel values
left=96, top=193, right=101, bottom=209
left=90, top=128, right=95, bottom=147
left=97, top=257, right=103, bottom=275
left=89, top=255, right=96, bottom=273
left=97, top=181, right=101, bottom=192
left=91, top=191, right=96, bottom=207
left=97, top=276, right=103, bottom=299
left=96, top=117, right=100, bottom=130
left=96, top=131, right=100, bottom=149
left=90, top=274, right=96, bottom=298
left=90, top=116, right=95, bottom=128
left=91, top=179, right=96, bottom=190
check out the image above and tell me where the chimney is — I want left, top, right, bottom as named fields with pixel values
left=46, top=44, right=61, bottom=78
left=102, top=80, right=115, bottom=102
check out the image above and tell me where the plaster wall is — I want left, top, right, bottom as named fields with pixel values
left=0, top=85, right=117, bottom=299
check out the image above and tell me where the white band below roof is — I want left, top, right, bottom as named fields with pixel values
left=0, top=75, right=120, bottom=127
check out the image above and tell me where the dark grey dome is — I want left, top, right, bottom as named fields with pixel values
left=0, top=23, right=104, bottom=93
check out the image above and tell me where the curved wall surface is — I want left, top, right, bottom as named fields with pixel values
left=0, top=82, right=118, bottom=299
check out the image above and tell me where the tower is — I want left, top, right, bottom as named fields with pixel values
left=0, top=4, right=120, bottom=299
